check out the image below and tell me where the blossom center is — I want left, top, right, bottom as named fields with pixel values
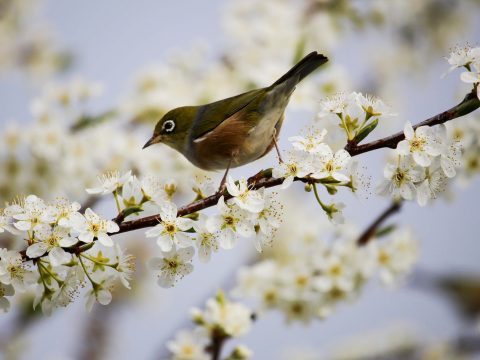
left=393, top=169, right=408, bottom=186
left=47, top=236, right=59, bottom=247
left=181, top=345, right=195, bottom=356
left=166, top=259, right=179, bottom=270
left=224, top=216, right=235, bottom=226
left=329, top=264, right=343, bottom=276
left=90, top=223, right=100, bottom=233
left=378, top=250, right=391, bottom=265
left=287, top=163, right=298, bottom=175
left=325, top=161, right=335, bottom=173
left=165, top=223, right=176, bottom=234
left=410, top=137, right=426, bottom=151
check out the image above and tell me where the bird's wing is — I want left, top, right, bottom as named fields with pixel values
left=189, top=88, right=265, bottom=140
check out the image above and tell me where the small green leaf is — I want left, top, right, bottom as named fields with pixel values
left=122, top=206, right=143, bottom=219
left=70, top=110, right=117, bottom=132
left=355, top=118, right=379, bottom=144
left=375, top=224, right=396, bottom=238
left=324, top=184, right=338, bottom=195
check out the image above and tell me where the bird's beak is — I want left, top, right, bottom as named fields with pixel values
left=142, top=135, right=161, bottom=149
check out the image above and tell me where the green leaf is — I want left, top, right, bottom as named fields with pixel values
left=324, top=184, right=338, bottom=195
left=375, top=224, right=396, bottom=238
left=70, top=110, right=117, bottom=132
left=122, top=206, right=143, bottom=219
left=354, top=118, right=379, bottom=144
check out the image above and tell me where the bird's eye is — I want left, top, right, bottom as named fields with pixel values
left=162, top=120, right=175, bottom=133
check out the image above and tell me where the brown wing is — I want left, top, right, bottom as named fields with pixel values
left=188, top=107, right=260, bottom=170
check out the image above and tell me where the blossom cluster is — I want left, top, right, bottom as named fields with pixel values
left=446, top=45, right=480, bottom=101
left=0, top=194, right=134, bottom=314
left=146, top=177, right=282, bottom=287
left=447, top=115, right=480, bottom=184
left=0, top=76, right=200, bottom=207
left=166, top=292, right=253, bottom=360
left=318, top=92, right=396, bottom=143
left=0, top=0, right=70, bottom=78
left=85, top=170, right=282, bottom=288
left=235, top=226, right=418, bottom=324
left=272, top=125, right=370, bottom=223
left=377, top=122, right=462, bottom=206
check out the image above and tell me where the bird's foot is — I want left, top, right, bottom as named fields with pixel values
left=215, top=181, right=227, bottom=197
left=272, top=129, right=283, bottom=163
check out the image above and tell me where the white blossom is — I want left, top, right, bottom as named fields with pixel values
left=315, top=255, right=354, bottom=293
left=226, top=176, right=265, bottom=213
left=317, top=93, right=350, bottom=117
left=121, top=175, right=143, bottom=207
left=0, top=212, right=18, bottom=235
left=272, top=152, right=312, bottom=189
left=374, top=229, right=418, bottom=286
left=76, top=208, right=119, bottom=247
left=397, top=122, right=441, bottom=167
left=52, top=197, right=83, bottom=228
left=12, top=195, right=56, bottom=231
left=167, top=329, right=209, bottom=360
left=145, top=202, right=193, bottom=252
left=192, top=215, right=220, bottom=263
left=85, top=275, right=116, bottom=312
left=377, top=156, right=423, bottom=200
left=207, top=197, right=255, bottom=249
left=436, top=125, right=462, bottom=178
left=191, top=175, right=216, bottom=199
left=416, top=164, right=447, bottom=207
left=355, top=92, right=396, bottom=118
left=288, top=128, right=329, bottom=154
left=460, top=70, right=480, bottom=101
left=0, top=249, right=36, bottom=291
left=149, top=246, right=194, bottom=288
left=26, top=225, right=76, bottom=265
left=312, top=147, right=351, bottom=182
left=0, top=283, right=15, bottom=313
left=114, top=244, right=135, bottom=289
left=252, top=194, right=281, bottom=252
left=445, top=46, right=480, bottom=73
left=196, top=295, right=253, bottom=337
left=86, top=170, right=132, bottom=195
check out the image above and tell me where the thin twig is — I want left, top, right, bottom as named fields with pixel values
left=357, top=201, right=402, bottom=246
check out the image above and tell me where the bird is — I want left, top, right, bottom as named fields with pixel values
left=143, top=51, right=328, bottom=189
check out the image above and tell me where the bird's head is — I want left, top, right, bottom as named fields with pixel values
left=143, top=106, right=197, bottom=153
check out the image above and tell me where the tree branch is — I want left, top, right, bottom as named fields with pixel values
left=18, top=88, right=480, bottom=261
left=357, top=201, right=402, bottom=246
left=116, top=89, right=479, bottom=236
left=345, top=89, right=480, bottom=156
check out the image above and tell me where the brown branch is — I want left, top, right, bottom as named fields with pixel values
left=116, top=88, right=479, bottom=236
left=18, top=88, right=480, bottom=262
left=345, top=89, right=480, bottom=156
left=205, top=330, right=229, bottom=360
left=357, top=201, right=402, bottom=246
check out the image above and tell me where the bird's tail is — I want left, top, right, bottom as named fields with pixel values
left=271, top=51, right=328, bottom=87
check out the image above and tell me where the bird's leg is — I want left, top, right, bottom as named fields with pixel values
left=272, top=128, right=283, bottom=163
left=217, top=158, right=232, bottom=195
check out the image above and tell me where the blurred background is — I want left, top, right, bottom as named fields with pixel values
left=0, top=0, right=480, bottom=359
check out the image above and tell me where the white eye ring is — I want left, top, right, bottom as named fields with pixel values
left=162, top=119, right=175, bottom=133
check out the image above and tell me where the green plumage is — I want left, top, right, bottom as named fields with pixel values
left=144, top=51, right=328, bottom=171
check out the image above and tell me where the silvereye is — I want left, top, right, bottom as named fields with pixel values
left=143, top=51, right=328, bottom=182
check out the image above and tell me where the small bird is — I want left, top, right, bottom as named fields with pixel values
left=143, top=51, right=328, bottom=187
